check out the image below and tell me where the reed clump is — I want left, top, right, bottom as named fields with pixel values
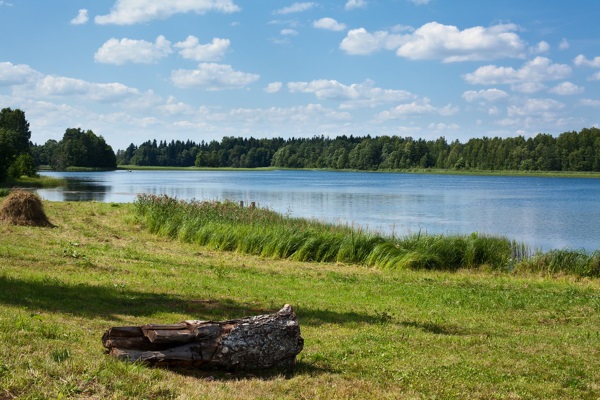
left=133, top=194, right=528, bottom=272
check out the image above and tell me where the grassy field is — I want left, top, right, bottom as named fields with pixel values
left=0, top=201, right=599, bottom=399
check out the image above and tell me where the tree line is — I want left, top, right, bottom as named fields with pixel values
left=1, top=107, right=117, bottom=183
left=116, top=127, right=600, bottom=172
left=32, top=128, right=117, bottom=171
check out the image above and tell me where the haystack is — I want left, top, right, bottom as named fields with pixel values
left=0, top=189, right=53, bottom=227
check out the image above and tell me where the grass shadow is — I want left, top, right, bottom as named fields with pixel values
left=400, top=320, right=466, bottom=336
left=163, top=360, right=330, bottom=381
left=0, top=275, right=253, bottom=321
left=296, top=307, right=391, bottom=326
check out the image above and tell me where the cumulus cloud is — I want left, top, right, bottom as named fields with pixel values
left=70, top=9, right=89, bottom=25
left=339, top=28, right=403, bottom=55
left=281, top=29, right=298, bottom=36
left=159, top=96, right=195, bottom=116
left=462, top=88, right=509, bottom=102
left=340, top=22, right=527, bottom=62
left=174, top=36, right=230, bottom=62
left=313, top=17, right=346, bottom=31
left=345, top=0, right=367, bottom=10
left=94, top=36, right=172, bottom=65
left=287, top=79, right=416, bottom=108
left=549, top=82, right=584, bottom=95
left=580, top=99, right=600, bottom=107
left=559, top=38, right=570, bottom=50
left=274, top=2, right=317, bottom=15
left=95, top=0, right=240, bottom=25
left=35, top=76, right=141, bottom=102
left=507, top=98, right=565, bottom=117
left=376, top=99, right=457, bottom=120
left=171, top=63, right=259, bottom=90
left=531, top=41, right=550, bottom=54
left=574, top=54, right=600, bottom=68
left=396, top=22, right=526, bottom=62
left=264, top=82, right=282, bottom=93
left=0, top=62, right=42, bottom=86
left=590, top=71, right=600, bottom=81
left=464, top=57, right=572, bottom=88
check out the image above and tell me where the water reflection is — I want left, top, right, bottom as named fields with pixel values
left=35, top=170, right=600, bottom=251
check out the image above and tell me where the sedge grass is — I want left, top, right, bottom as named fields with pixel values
left=0, top=201, right=599, bottom=399
left=133, top=194, right=536, bottom=274
left=133, top=194, right=600, bottom=278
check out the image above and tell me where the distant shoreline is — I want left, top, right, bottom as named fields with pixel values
left=112, top=165, right=600, bottom=179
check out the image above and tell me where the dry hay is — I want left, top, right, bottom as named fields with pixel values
left=0, top=189, right=53, bottom=227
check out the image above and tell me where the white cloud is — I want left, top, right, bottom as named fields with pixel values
left=590, top=71, right=600, bottom=81
left=549, top=82, right=584, bottom=96
left=0, top=62, right=42, bottom=86
left=274, top=2, right=317, bottom=15
left=94, top=36, right=172, bottom=65
left=428, top=122, right=460, bottom=131
left=287, top=79, right=416, bottom=108
left=159, top=96, right=194, bottom=116
left=395, top=22, right=526, bottom=62
left=264, top=82, right=282, bottom=93
left=339, top=28, right=403, bottom=55
left=511, top=82, right=546, bottom=94
left=171, top=63, right=259, bottom=90
left=340, top=22, right=527, bottom=62
left=408, top=0, right=431, bottom=4
left=95, top=0, right=240, bottom=25
left=462, top=88, right=509, bottom=102
left=345, top=0, right=367, bottom=10
left=174, top=36, right=230, bottom=62
left=507, top=98, right=565, bottom=118
left=70, top=9, right=89, bottom=25
left=464, top=57, right=571, bottom=87
left=580, top=99, right=600, bottom=107
left=531, top=41, right=550, bottom=54
left=35, top=76, right=141, bottom=103
left=559, top=38, right=569, bottom=50
left=313, top=17, right=346, bottom=32
left=574, top=54, right=600, bottom=68
left=281, top=29, right=298, bottom=36
left=376, top=99, right=457, bottom=120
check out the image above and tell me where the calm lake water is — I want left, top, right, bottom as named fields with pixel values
left=37, top=170, right=600, bottom=252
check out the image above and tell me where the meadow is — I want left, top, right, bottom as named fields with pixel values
left=0, top=199, right=599, bottom=399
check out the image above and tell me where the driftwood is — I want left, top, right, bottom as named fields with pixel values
left=102, top=304, right=304, bottom=370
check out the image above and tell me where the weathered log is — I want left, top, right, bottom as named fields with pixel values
left=102, top=304, right=304, bottom=370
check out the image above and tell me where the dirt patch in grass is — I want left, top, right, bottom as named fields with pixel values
left=0, top=189, right=53, bottom=227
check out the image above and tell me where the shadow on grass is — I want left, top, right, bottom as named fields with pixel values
left=400, top=320, right=466, bottom=336
left=0, top=275, right=384, bottom=326
left=164, top=360, right=330, bottom=381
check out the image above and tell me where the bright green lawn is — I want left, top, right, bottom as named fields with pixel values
left=0, top=201, right=598, bottom=399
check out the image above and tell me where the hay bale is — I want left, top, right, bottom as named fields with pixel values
left=0, top=189, right=52, bottom=227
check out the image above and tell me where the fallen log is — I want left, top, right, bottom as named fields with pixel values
left=102, top=304, right=304, bottom=370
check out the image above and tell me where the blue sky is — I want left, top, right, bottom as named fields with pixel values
left=1, top=0, right=600, bottom=150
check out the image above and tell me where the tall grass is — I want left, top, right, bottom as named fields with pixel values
left=133, top=194, right=529, bottom=273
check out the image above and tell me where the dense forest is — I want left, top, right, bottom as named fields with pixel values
left=3, top=104, right=599, bottom=176
left=0, top=107, right=37, bottom=181
left=116, top=127, right=600, bottom=172
left=32, top=127, right=117, bottom=170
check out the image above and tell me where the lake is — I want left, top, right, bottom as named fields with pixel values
left=37, top=170, right=600, bottom=252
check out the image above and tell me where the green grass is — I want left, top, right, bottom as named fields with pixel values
left=1, top=175, right=65, bottom=189
left=0, top=201, right=599, bottom=399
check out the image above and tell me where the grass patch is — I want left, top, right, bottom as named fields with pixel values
left=0, top=201, right=599, bottom=399
left=1, top=175, right=65, bottom=188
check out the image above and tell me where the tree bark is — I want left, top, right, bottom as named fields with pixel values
left=102, top=304, right=304, bottom=370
